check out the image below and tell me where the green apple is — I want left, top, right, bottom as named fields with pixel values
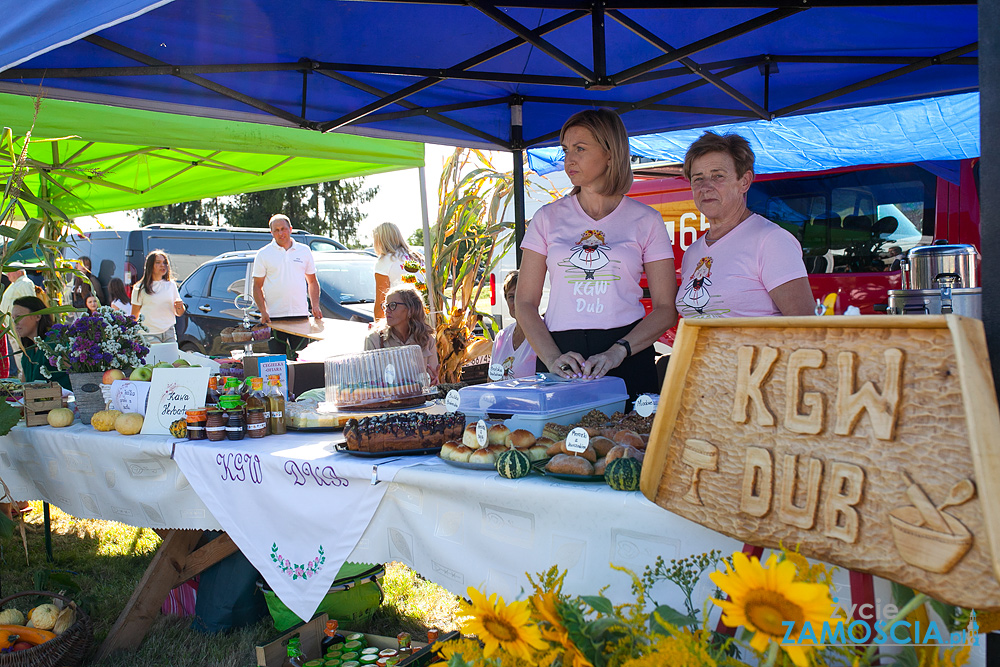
left=129, top=365, right=153, bottom=381
left=153, top=361, right=172, bottom=369
left=172, top=359, right=191, bottom=368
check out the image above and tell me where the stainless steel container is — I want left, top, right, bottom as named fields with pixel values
left=903, top=244, right=980, bottom=290
left=888, top=287, right=981, bottom=319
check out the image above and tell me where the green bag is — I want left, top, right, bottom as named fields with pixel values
left=258, top=561, right=385, bottom=632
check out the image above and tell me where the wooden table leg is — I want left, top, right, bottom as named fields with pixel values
left=94, top=530, right=239, bottom=660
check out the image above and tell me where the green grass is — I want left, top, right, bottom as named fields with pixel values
left=0, top=503, right=462, bottom=666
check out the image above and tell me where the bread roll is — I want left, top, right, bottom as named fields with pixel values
left=640, top=433, right=649, bottom=445
left=440, top=441, right=461, bottom=460
left=488, top=424, right=511, bottom=446
left=486, top=444, right=508, bottom=457
left=606, top=444, right=644, bottom=464
left=546, top=453, right=594, bottom=476
left=463, top=424, right=479, bottom=448
left=558, top=440, right=597, bottom=463
left=469, top=448, right=497, bottom=465
left=590, top=436, right=616, bottom=458
left=505, top=428, right=536, bottom=449
left=593, top=457, right=608, bottom=475
left=452, top=444, right=474, bottom=462
left=526, top=444, right=549, bottom=462
left=546, top=439, right=564, bottom=457
left=613, top=430, right=645, bottom=450
left=535, top=436, right=555, bottom=449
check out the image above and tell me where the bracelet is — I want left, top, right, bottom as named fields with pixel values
left=614, top=339, right=632, bottom=358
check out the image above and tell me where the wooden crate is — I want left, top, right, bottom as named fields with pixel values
left=23, top=382, right=63, bottom=427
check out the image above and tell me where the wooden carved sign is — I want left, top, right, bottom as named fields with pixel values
left=641, top=315, right=1000, bottom=609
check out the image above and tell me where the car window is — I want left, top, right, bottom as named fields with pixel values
left=315, top=260, right=377, bottom=304
left=310, top=240, right=342, bottom=253
left=181, top=265, right=212, bottom=298
left=209, top=263, right=251, bottom=299
left=148, top=236, right=237, bottom=282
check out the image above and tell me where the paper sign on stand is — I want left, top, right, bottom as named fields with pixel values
left=140, top=367, right=211, bottom=435
left=108, top=380, right=152, bottom=416
left=243, top=355, right=288, bottom=399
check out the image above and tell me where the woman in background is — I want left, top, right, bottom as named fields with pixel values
left=12, top=295, right=71, bottom=390
left=365, top=285, right=439, bottom=384
left=372, top=222, right=425, bottom=319
left=107, top=278, right=131, bottom=314
left=131, top=250, right=185, bottom=344
left=490, top=270, right=537, bottom=379
left=85, top=294, right=100, bottom=316
left=72, top=256, right=103, bottom=308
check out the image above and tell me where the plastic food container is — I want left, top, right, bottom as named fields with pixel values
left=456, top=376, right=627, bottom=436
left=324, top=345, right=431, bottom=409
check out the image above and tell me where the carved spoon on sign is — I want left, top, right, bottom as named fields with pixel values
left=902, top=471, right=951, bottom=534
left=938, top=479, right=976, bottom=511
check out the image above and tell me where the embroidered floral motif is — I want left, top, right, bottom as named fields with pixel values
left=271, top=543, right=325, bottom=580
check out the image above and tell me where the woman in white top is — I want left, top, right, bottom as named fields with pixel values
left=490, top=271, right=537, bottom=379
left=131, top=250, right=185, bottom=344
left=108, top=277, right=131, bottom=314
left=372, top=221, right=425, bottom=319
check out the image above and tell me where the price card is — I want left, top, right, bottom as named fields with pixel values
left=384, top=362, right=397, bottom=386
left=565, top=427, right=590, bottom=453
left=488, top=363, right=505, bottom=381
left=445, top=390, right=461, bottom=412
left=476, top=419, right=488, bottom=448
left=634, top=394, right=656, bottom=418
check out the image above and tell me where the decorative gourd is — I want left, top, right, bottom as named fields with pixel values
left=605, top=457, right=642, bottom=491
left=169, top=419, right=188, bottom=438
left=495, top=448, right=531, bottom=479
left=27, top=604, right=59, bottom=630
left=0, top=624, right=57, bottom=647
left=0, top=609, right=24, bottom=626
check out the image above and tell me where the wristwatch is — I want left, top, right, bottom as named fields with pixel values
left=614, top=339, right=632, bottom=358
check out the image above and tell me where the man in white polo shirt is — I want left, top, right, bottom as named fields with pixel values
left=252, top=213, right=322, bottom=359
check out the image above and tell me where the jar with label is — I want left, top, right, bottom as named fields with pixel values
left=206, top=408, right=227, bottom=441
left=186, top=408, right=207, bottom=440
left=226, top=409, right=246, bottom=441
left=396, top=632, right=411, bottom=656
left=246, top=407, right=267, bottom=438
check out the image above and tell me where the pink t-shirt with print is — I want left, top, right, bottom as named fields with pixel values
left=676, top=213, right=807, bottom=318
left=521, top=195, right=674, bottom=332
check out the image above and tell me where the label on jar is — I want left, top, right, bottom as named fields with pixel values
left=271, top=411, right=282, bottom=419
left=264, top=411, right=271, bottom=420
left=247, top=422, right=265, bottom=431
left=225, top=426, right=242, bottom=432
left=565, top=427, right=590, bottom=453
left=187, top=425, right=205, bottom=431
left=206, top=426, right=226, bottom=432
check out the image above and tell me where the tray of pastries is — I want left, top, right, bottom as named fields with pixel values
left=439, top=423, right=550, bottom=469
left=325, top=345, right=432, bottom=411
left=341, top=410, right=465, bottom=456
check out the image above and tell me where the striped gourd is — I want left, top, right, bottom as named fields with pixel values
left=496, top=448, right=531, bottom=479
left=605, top=457, right=641, bottom=491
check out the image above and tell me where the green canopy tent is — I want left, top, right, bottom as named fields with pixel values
left=0, top=92, right=424, bottom=219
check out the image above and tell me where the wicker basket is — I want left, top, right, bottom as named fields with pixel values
left=0, top=591, right=93, bottom=667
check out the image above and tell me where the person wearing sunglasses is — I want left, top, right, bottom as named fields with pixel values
left=364, top=285, right=439, bottom=384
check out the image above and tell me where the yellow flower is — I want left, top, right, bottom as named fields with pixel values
left=437, top=637, right=489, bottom=666
left=530, top=591, right=593, bottom=667
left=622, top=631, right=721, bottom=667
left=710, top=552, right=833, bottom=667
left=460, top=587, right=547, bottom=661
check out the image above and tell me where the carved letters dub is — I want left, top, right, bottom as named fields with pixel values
left=642, top=315, right=1000, bottom=610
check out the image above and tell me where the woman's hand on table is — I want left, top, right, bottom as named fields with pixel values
left=548, top=351, right=587, bottom=378
left=581, top=345, right=628, bottom=379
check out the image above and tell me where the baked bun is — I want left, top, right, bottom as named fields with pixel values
left=640, top=433, right=649, bottom=445
left=613, top=430, right=645, bottom=451
left=546, top=453, right=595, bottom=476
left=546, top=439, right=564, bottom=457
left=558, top=441, right=597, bottom=463
left=469, top=448, right=497, bottom=465
left=526, top=444, right=549, bottom=462
left=535, top=436, right=555, bottom=449
left=593, top=457, right=608, bottom=475
left=463, top=424, right=480, bottom=448
left=590, top=436, right=616, bottom=458
left=606, top=444, right=644, bottom=464
left=506, top=429, right=536, bottom=449
left=441, top=441, right=462, bottom=460
left=486, top=444, right=508, bottom=457
left=488, top=424, right=511, bottom=446
left=451, top=444, right=474, bottom=462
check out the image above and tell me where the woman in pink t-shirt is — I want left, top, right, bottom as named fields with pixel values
left=517, top=109, right=678, bottom=396
left=676, top=132, right=814, bottom=318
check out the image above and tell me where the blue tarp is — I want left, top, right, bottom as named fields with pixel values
left=528, top=93, right=980, bottom=176
left=0, top=1, right=978, bottom=151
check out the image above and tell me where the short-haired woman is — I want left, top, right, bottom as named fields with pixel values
left=365, top=285, right=439, bottom=384
left=490, top=270, right=537, bottom=379
left=372, top=221, right=425, bottom=320
left=131, top=250, right=185, bottom=344
left=516, top=109, right=677, bottom=397
left=677, top=131, right=813, bottom=318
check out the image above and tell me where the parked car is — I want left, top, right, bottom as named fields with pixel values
left=175, top=250, right=376, bottom=356
left=64, top=224, right=348, bottom=301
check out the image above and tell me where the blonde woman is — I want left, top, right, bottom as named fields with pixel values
left=372, top=222, right=424, bottom=319
left=131, top=250, right=185, bottom=344
left=365, top=285, right=439, bottom=384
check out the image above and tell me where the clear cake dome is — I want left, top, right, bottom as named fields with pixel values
left=323, top=344, right=431, bottom=409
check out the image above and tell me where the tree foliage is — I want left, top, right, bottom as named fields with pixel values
left=141, top=180, right=378, bottom=246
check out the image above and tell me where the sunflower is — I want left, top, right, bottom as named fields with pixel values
left=461, top=587, right=547, bottom=661
left=710, top=552, right=833, bottom=667
left=531, top=591, right=593, bottom=667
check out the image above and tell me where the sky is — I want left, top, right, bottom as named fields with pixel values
left=76, top=144, right=539, bottom=245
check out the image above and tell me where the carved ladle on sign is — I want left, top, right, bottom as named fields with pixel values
left=938, top=479, right=976, bottom=511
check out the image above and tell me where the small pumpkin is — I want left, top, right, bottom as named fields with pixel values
left=169, top=418, right=188, bottom=439
left=496, top=448, right=531, bottom=479
left=0, top=609, right=24, bottom=626
left=605, top=456, right=642, bottom=492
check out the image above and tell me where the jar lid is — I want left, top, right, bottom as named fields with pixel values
left=186, top=408, right=207, bottom=417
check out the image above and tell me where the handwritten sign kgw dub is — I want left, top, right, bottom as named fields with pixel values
left=642, top=315, right=1000, bottom=610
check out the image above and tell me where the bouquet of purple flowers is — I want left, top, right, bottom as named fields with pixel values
left=36, top=305, right=149, bottom=374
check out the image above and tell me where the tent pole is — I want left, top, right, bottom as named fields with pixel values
left=419, top=165, right=436, bottom=318
left=982, top=0, right=1000, bottom=403
left=511, top=99, right=525, bottom=268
